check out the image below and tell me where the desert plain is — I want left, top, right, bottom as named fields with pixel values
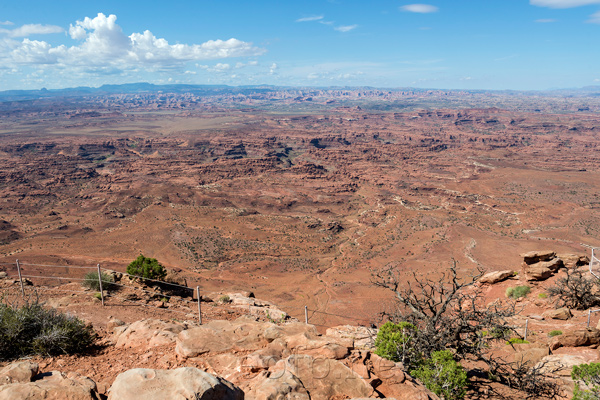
left=1, top=87, right=600, bottom=328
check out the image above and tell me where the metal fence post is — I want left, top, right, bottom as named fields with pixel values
left=524, top=319, right=529, bottom=341
left=196, top=286, right=202, bottom=325
left=588, top=309, right=592, bottom=328
left=304, top=305, right=308, bottom=324
left=16, top=259, right=25, bottom=298
left=97, top=264, right=104, bottom=306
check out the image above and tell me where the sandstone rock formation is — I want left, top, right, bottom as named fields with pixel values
left=521, top=251, right=566, bottom=281
left=0, top=371, right=99, bottom=400
left=550, top=328, right=600, bottom=350
left=542, top=307, right=572, bottom=320
left=108, top=367, right=243, bottom=400
left=479, top=270, right=514, bottom=284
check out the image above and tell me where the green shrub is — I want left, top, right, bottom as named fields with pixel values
left=93, top=292, right=102, bottom=300
left=505, top=285, right=531, bottom=299
left=0, top=300, right=96, bottom=360
left=538, top=292, right=548, bottom=299
left=374, top=321, right=419, bottom=367
left=548, top=330, right=563, bottom=337
left=507, top=337, right=529, bottom=345
left=218, top=295, right=231, bottom=304
left=127, top=255, right=167, bottom=281
left=572, top=362, right=600, bottom=399
left=411, top=350, right=468, bottom=400
left=82, top=271, right=115, bottom=291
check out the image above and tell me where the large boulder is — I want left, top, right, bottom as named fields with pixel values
left=0, top=361, right=38, bottom=384
left=521, top=250, right=556, bottom=264
left=479, top=270, right=515, bottom=284
left=524, top=265, right=554, bottom=281
left=107, top=367, right=243, bottom=400
left=245, top=370, right=310, bottom=400
left=542, top=307, right=572, bottom=320
left=550, top=328, right=600, bottom=350
left=524, top=258, right=563, bottom=281
left=557, top=254, right=590, bottom=269
left=273, top=355, right=375, bottom=399
left=113, top=319, right=186, bottom=349
left=326, top=325, right=377, bottom=349
left=176, top=318, right=272, bottom=358
left=0, top=371, right=98, bottom=400
left=176, top=318, right=318, bottom=359
left=513, top=343, right=550, bottom=367
left=536, top=354, right=588, bottom=377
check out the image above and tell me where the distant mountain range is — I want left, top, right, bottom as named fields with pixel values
left=0, top=83, right=599, bottom=102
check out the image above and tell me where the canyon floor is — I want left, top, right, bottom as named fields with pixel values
left=1, top=89, right=600, bottom=329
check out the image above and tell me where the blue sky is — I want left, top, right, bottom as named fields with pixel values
left=0, top=0, right=598, bottom=90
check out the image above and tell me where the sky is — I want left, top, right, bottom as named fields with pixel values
left=0, top=0, right=598, bottom=91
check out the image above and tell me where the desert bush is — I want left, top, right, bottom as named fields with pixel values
left=506, top=285, right=531, bottom=299
left=0, top=298, right=96, bottom=360
left=411, top=350, right=468, bottom=400
left=572, top=362, right=600, bottom=400
left=218, top=295, right=231, bottom=304
left=374, top=321, right=419, bottom=366
left=127, top=255, right=167, bottom=281
left=538, top=293, right=548, bottom=299
left=507, top=337, right=529, bottom=345
left=548, top=330, right=563, bottom=337
left=548, top=269, right=600, bottom=310
left=373, top=261, right=561, bottom=399
left=82, top=271, right=115, bottom=291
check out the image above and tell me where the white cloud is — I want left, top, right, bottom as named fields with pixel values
left=0, top=21, right=14, bottom=26
left=213, top=63, right=230, bottom=70
left=535, top=18, right=557, bottom=22
left=400, top=4, right=439, bottom=13
left=530, top=0, right=600, bottom=7
left=0, top=24, right=63, bottom=37
left=296, top=15, right=324, bottom=22
left=2, top=13, right=265, bottom=73
left=587, top=10, right=600, bottom=22
left=334, top=25, right=358, bottom=32
left=269, top=62, right=278, bottom=74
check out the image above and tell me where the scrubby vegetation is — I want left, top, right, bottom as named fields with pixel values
left=0, top=297, right=96, bottom=360
left=548, top=330, right=563, bottom=337
left=82, top=271, right=116, bottom=291
left=506, top=285, right=531, bottom=299
left=548, top=269, right=600, bottom=310
left=507, top=337, right=529, bottom=345
left=411, top=350, right=468, bottom=400
left=127, top=254, right=167, bottom=281
left=373, top=261, right=561, bottom=399
left=572, top=362, right=600, bottom=400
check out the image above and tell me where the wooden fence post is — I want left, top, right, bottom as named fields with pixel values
left=97, top=264, right=104, bottom=306
left=196, top=286, right=202, bottom=325
left=16, top=259, right=25, bottom=298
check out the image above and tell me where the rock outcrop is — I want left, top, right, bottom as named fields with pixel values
left=0, top=371, right=99, bottom=400
left=108, top=367, right=243, bottom=400
left=521, top=251, right=567, bottom=281
left=479, top=270, right=514, bottom=284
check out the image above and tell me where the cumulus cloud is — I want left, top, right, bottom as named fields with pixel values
left=400, top=4, right=439, bottom=13
left=296, top=15, right=324, bottom=22
left=334, top=24, right=358, bottom=32
left=530, top=0, right=600, bottom=7
left=3, top=13, right=265, bottom=72
left=0, top=21, right=14, bottom=26
left=269, top=62, right=278, bottom=74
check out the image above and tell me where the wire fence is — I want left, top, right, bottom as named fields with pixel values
left=0, top=259, right=380, bottom=334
